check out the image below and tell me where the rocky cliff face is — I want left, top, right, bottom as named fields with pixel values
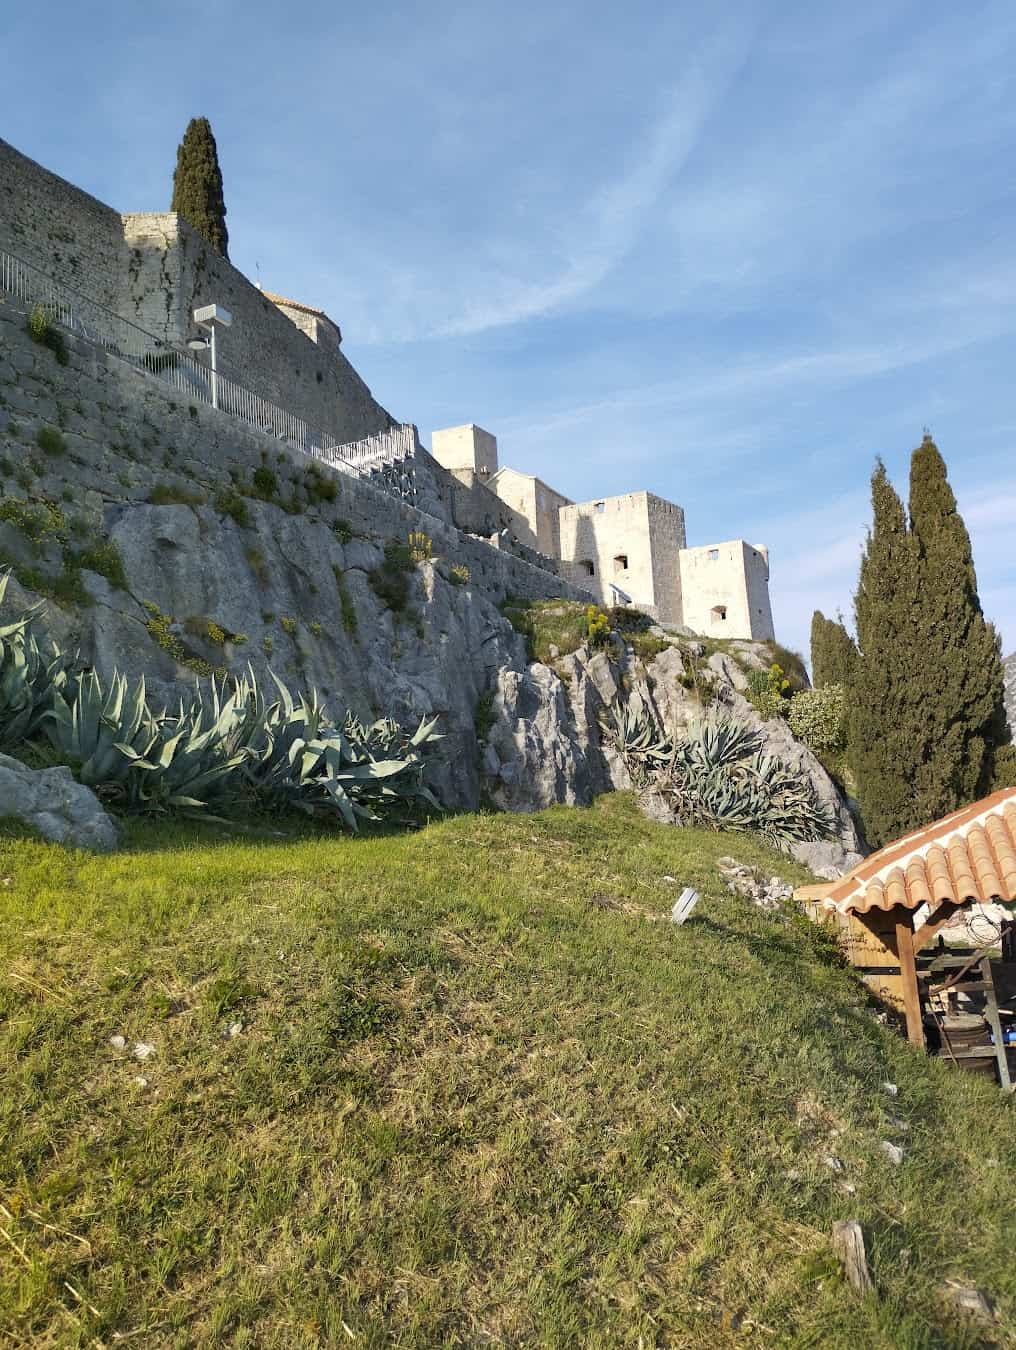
left=0, top=293, right=860, bottom=850
left=1005, top=652, right=1016, bottom=738
left=481, top=638, right=862, bottom=852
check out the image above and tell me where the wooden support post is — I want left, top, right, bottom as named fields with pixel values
left=979, top=956, right=1011, bottom=1090
left=894, top=912, right=925, bottom=1049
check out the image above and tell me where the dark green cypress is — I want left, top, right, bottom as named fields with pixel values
left=905, top=434, right=1006, bottom=821
left=850, top=461, right=922, bottom=847
left=810, top=610, right=857, bottom=689
left=171, top=118, right=229, bottom=257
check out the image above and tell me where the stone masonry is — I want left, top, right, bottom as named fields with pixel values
left=429, top=423, right=775, bottom=639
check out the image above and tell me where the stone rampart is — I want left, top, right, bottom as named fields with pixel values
left=1, top=137, right=394, bottom=449
left=0, top=138, right=130, bottom=313
left=0, top=291, right=583, bottom=613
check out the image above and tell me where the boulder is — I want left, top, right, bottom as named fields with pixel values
left=789, top=839, right=864, bottom=879
left=0, top=753, right=118, bottom=851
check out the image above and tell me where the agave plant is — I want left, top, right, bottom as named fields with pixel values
left=0, top=571, right=67, bottom=750
left=46, top=669, right=157, bottom=790
left=607, top=694, right=832, bottom=845
left=117, top=681, right=251, bottom=812
left=599, top=690, right=672, bottom=785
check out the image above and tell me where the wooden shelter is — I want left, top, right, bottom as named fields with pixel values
left=796, top=788, right=1016, bottom=1081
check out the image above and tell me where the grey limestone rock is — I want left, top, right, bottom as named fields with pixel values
left=0, top=753, right=118, bottom=851
left=1004, top=652, right=1016, bottom=738
left=789, top=839, right=864, bottom=878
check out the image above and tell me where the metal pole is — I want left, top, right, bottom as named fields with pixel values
left=210, top=325, right=218, bottom=410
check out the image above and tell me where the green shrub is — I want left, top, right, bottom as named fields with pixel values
left=213, top=487, right=250, bottom=527
left=369, top=541, right=414, bottom=614
left=35, top=426, right=66, bottom=457
left=246, top=545, right=269, bottom=586
left=0, top=498, right=63, bottom=545
left=26, top=305, right=69, bottom=366
left=787, top=684, right=847, bottom=755
left=607, top=605, right=652, bottom=633
left=280, top=616, right=298, bottom=637
left=448, top=563, right=470, bottom=587
left=184, top=616, right=227, bottom=645
left=474, top=688, right=496, bottom=743
left=746, top=664, right=793, bottom=721
left=305, top=466, right=337, bottom=505
left=585, top=605, right=610, bottom=648
left=334, top=566, right=357, bottom=635
left=309, top=621, right=323, bottom=637
left=251, top=465, right=279, bottom=500
left=148, top=483, right=206, bottom=507
left=75, top=540, right=128, bottom=591
left=333, top=518, right=354, bottom=544
left=770, top=644, right=809, bottom=693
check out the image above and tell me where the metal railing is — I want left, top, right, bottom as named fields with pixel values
left=317, top=423, right=418, bottom=501
left=0, top=246, right=418, bottom=498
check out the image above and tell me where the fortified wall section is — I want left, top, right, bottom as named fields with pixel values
left=678, top=540, right=775, bottom=641
left=645, top=494, right=686, bottom=626
left=0, top=138, right=395, bottom=448
left=0, top=291, right=583, bottom=613
left=558, top=492, right=685, bottom=621
left=0, top=138, right=129, bottom=313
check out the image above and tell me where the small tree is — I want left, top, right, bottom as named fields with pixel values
left=171, top=117, right=228, bottom=257
left=905, top=434, right=1007, bottom=821
left=810, top=610, right=857, bottom=689
left=849, top=462, right=922, bottom=847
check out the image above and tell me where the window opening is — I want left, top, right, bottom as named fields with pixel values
left=613, top=554, right=629, bottom=572
left=711, top=605, right=727, bottom=623
left=579, top=560, right=596, bottom=577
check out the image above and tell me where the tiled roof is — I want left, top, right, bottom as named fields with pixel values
left=821, top=787, right=1016, bottom=915
left=261, top=289, right=327, bottom=319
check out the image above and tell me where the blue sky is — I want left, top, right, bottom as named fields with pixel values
left=3, top=1, right=1014, bottom=658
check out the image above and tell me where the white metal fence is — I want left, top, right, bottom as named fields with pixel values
left=0, top=245, right=418, bottom=499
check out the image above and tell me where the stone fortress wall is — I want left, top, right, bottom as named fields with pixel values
left=679, top=540, right=774, bottom=640
left=0, top=139, right=391, bottom=447
left=0, top=135, right=775, bottom=643
left=431, top=424, right=774, bottom=639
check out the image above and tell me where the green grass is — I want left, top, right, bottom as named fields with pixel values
left=501, top=598, right=595, bottom=664
left=1, top=794, right=1014, bottom=1347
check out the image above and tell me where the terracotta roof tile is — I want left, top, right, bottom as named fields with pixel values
left=819, top=786, right=1016, bottom=915
left=261, top=289, right=328, bottom=319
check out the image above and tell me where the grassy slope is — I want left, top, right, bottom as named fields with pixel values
left=1, top=796, right=1014, bottom=1348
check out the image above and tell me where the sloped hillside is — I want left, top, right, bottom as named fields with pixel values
left=1, top=797, right=1014, bottom=1347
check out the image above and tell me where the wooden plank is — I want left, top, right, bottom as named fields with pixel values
left=831, top=1221, right=875, bottom=1297
left=894, top=913, right=925, bottom=1049
left=913, top=900, right=964, bottom=953
left=979, top=956, right=1011, bottom=1090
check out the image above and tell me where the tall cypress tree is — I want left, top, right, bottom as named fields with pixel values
left=810, top=610, right=857, bottom=689
left=171, top=118, right=228, bottom=257
left=850, top=462, right=922, bottom=847
left=905, top=434, right=1006, bottom=821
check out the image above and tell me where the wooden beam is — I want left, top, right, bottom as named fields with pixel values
left=894, top=911, right=925, bottom=1049
left=913, top=900, right=964, bottom=953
